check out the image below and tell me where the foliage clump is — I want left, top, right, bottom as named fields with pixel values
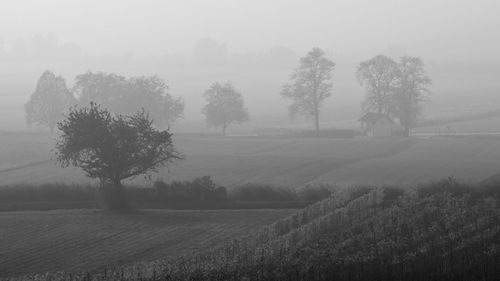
left=74, top=72, right=184, bottom=128
left=25, top=70, right=74, bottom=132
left=202, top=82, right=249, bottom=136
left=55, top=102, right=181, bottom=210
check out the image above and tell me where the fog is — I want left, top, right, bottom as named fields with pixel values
left=3, top=2, right=500, bottom=278
left=1, top=0, right=500, bottom=132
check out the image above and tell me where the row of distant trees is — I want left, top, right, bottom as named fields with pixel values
left=25, top=48, right=431, bottom=135
left=280, top=49, right=432, bottom=135
left=25, top=71, right=184, bottom=133
left=24, top=71, right=249, bottom=135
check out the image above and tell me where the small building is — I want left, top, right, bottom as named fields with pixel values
left=359, top=112, right=394, bottom=137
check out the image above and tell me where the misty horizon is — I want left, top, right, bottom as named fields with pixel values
left=1, top=0, right=500, bottom=133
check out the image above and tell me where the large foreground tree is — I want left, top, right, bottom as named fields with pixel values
left=73, top=72, right=184, bottom=128
left=25, top=70, right=74, bottom=132
left=202, top=82, right=249, bottom=136
left=281, top=48, right=335, bottom=131
left=55, top=103, right=181, bottom=210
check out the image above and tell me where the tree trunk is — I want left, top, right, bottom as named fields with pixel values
left=404, top=124, right=411, bottom=137
left=314, top=108, right=320, bottom=131
left=401, top=111, right=411, bottom=137
left=403, top=94, right=412, bottom=137
left=99, top=178, right=129, bottom=211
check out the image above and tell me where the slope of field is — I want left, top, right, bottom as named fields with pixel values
left=414, top=115, right=500, bottom=134
left=15, top=184, right=500, bottom=281
left=0, top=208, right=295, bottom=278
left=0, top=132, right=53, bottom=171
left=1, top=134, right=500, bottom=188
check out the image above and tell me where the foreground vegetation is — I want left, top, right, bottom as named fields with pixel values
left=0, top=178, right=331, bottom=211
left=0, top=209, right=295, bottom=278
left=4, top=178, right=500, bottom=280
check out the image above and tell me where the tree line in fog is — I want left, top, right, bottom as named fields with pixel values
left=25, top=48, right=431, bottom=135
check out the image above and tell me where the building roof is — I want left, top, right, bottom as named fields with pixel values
left=358, top=112, right=393, bottom=123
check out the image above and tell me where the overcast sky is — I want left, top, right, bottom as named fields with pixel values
left=1, top=0, right=499, bottom=60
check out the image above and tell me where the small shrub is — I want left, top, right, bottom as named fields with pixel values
left=297, top=184, right=333, bottom=202
left=380, top=186, right=405, bottom=207
left=149, top=176, right=228, bottom=204
left=229, top=184, right=297, bottom=201
left=348, top=185, right=373, bottom=200
left=416, top=176, right=474, bottom=198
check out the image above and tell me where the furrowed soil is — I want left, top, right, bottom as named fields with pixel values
left=0, top=208, right=295, bottom=278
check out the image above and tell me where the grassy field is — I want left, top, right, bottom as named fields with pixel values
left=1, top=132, right=500, bottom=188
left=0, top=132, right=54, bottom=171
left=415, top=115, right=500, bottom=134
left=0, top=208, right=295, bottom=278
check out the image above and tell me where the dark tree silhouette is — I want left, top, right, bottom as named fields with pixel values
left=74, top=72, right=184, bottom=128
left=394, top=56, right=432, bottom=136
left=25, top=70, right=74, bottom=132
left=356, top=55, right=399, bottom=115
left=281, top=48, right=335, bottom=131
left=202, top=82, right=249, bottom=136
left=55, top=103, right=181, bottom=210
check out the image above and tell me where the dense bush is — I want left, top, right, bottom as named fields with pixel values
left=415, top=176, right=500, bottom=199
left=229, top=184, right=297, bottom=201
left=0, top=177, right=227, bottom=209
left=131, top=176, right=227, bottom=203
left=229, top=183, right=333, bottom=202
left=297, top=184, right=333, bottom=201
left=0, top=183, right=96, bottom=203
left=0, top=180, right=335, bottom=211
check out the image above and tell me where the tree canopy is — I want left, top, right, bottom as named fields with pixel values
left=202, top=82, right=249, bottom=136
left=394, top=56, right=432, bottom=135
left=281, top=48, right=335, bottom=131
left=73, top=72, right=184, bottom=128
left=25, top=70, right=74, bottom=132
left=357, top=55, right=431, bottom=136
left=55, top=102, right=181, bottom=210
left=356, top=55, right=399, bottom=115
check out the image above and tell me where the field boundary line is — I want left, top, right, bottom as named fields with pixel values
left=0, top=160, right=52, bottom=174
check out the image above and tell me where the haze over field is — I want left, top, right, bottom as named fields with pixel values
left=3, top=2, right=500, bottom=280
left=2, top=135, right=500, bottom=188
left=1, top=0, right=500, bottom=132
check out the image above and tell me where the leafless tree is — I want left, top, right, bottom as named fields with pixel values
left=356, top=55, right=399, bottom=116
left=394, top=56, right=432, bottom=136
left=281, top=48, right=335, bottom=131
